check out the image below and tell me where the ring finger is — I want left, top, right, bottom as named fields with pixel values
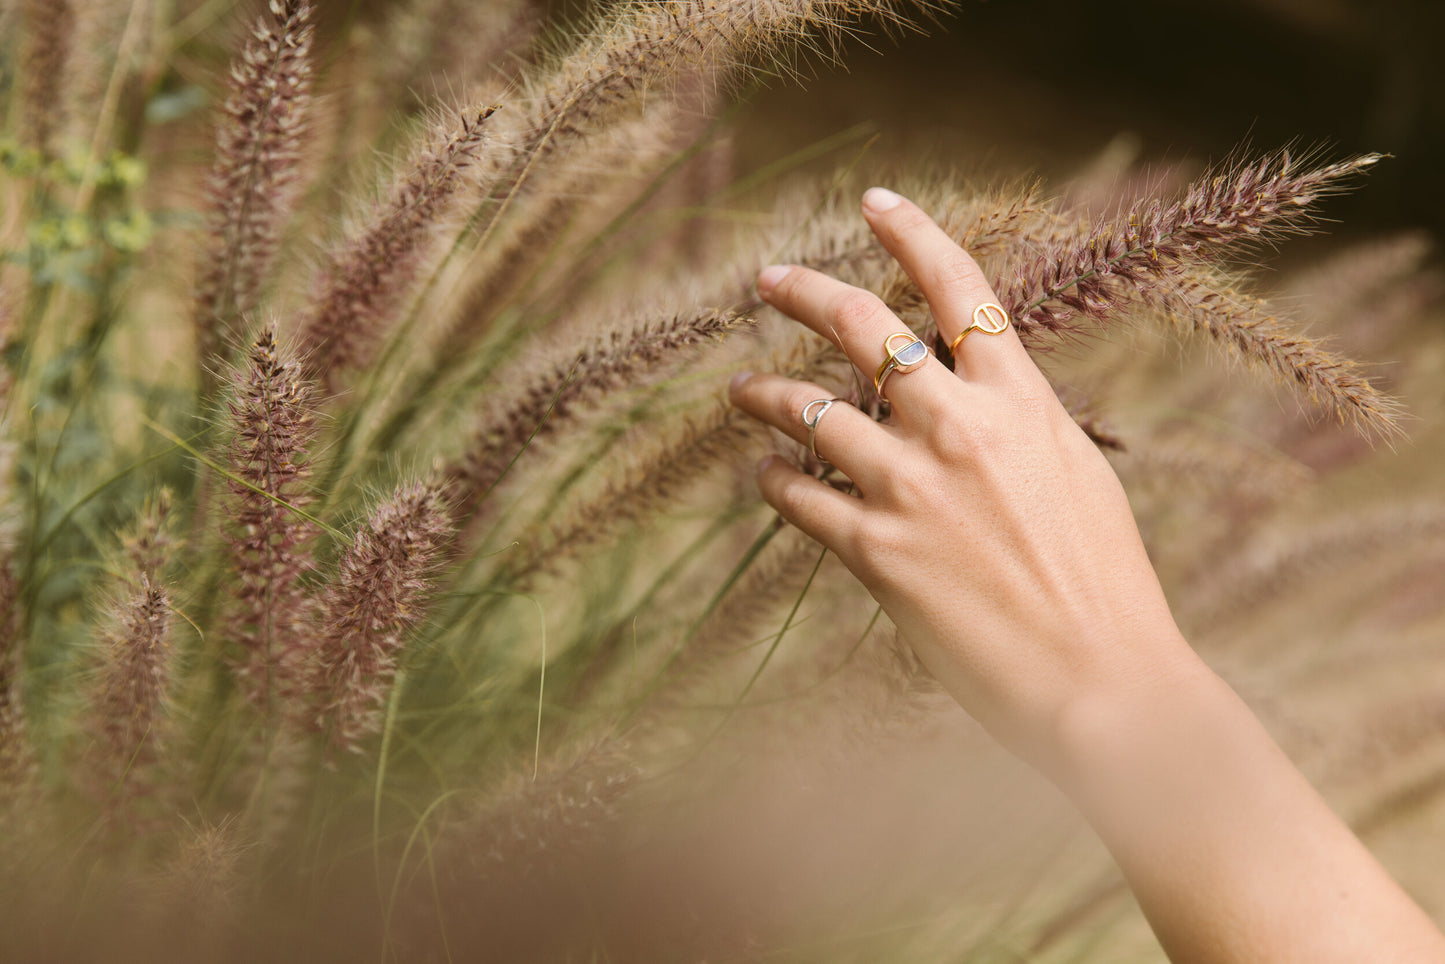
left=729, top=371, right=897, bottom=491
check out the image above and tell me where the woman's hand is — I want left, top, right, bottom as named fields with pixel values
left=730, top=188, right=1445, bottom=963
left=729, top=187, right=1198, bottom=770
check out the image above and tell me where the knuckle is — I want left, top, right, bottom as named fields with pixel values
left=1004, top=385, right=1060, bottom=426
left=927, top=252, right=984, bottom=298
left=784, top=383, right=820, bottom=421
left=845, top=515, right=896, bottom=580
left=830, top=289, right=888, bottom=331
left=876, top=470, right=924, bottom=506
left=770, top=266, right=807, bottom=302
left=931, top=406, right=998, bottom=461
left=773, top=474, right=813, bottom=519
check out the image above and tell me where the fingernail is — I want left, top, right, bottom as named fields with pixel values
left=862, top=187, right=903, bottom=213
left=756, top=454, right=780, bottom=473
left=756, top=264, right=792, bottom=295
left=729, top=370, right=754, bottom=393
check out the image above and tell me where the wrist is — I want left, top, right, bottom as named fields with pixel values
left=1046, top=631, right=1227, bottom=803
left=1043, top=634, right=1445, bottom=963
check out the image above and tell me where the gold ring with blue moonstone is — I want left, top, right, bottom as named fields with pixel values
left=874, top=332, right=930, bottom=398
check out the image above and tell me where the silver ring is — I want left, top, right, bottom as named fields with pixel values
left=801, top=398, right=841, bottom=464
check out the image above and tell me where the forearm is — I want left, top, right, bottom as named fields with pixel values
left=1054, top=643, right=1445, bottom=963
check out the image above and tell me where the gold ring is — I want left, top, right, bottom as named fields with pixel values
left=948, top=302, right=1011, bottom=355
left=873, top=332, right=930, bottom=398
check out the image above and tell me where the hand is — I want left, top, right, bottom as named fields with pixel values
left=731, top=188, right=1445, bottom=962
left=729, top=187, right=1199, bottom=771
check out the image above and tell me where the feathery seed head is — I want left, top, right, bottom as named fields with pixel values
left=987, top=152, right=1399, bottom=438
left=1185, top=502, right=1445, bottom=631
left=0, top=552, right=34, bottom=795
left=525, top=407, right=752, bottom=581
left=194, top=0, right=315, bottom=370
left=464, top=744, right=637, bottom=880
left=309, top=479, right=455, bottom=754
left=1002, top=151, right=1382, bottom=338
left=468, top=0, right=938, bottom=259
left=19, top=0, right=74, bottom=156
left=160, top=818, right=247, bottom=916
left=299, top=107, right=498, bottom=390
left=647, top=527, right=822, bottom=714
left=0, top=677, right=34, bottom=793
left=83, top=577, right=173, bottom=814
left=124, top=488, right=175, bottom=588
left=383, top=0, right=539, bottom=116
left=0, top=549, right=19, bottom=669
left=450, top=306, right=750, bottom=514
left=224, top=326, right=320, bottom=708
left=1149, top=269, right=1402, bottom=439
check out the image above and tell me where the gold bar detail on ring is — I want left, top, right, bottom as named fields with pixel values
left=949, top=302, right=1011, bottom=355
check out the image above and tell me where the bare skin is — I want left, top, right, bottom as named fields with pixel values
left=728, top=187, right=1445, bottom=963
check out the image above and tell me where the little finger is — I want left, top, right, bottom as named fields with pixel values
left=756, top=455, right=864, bottom=550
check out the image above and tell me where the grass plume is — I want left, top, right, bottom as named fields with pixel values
left=80, top=576, right=172, bottom=821
left=223, top=327, right=318, bottom=712
left=450, top=305, right=751, bottom=515
left=307, top=479, right=454, bottom=754
left=1000, top=153, right=1381, bottom=338
left=1183, top=501, right=1445, bottom=630
left=523, top=406, right=753, bottom=582
left=1147, top=266, right=1402, bottom=437
left=495, top=0, right=927, bottom=171
left=0, top=553, right=33, bottom=805
left=989, top=152, right=1397, bottom=435
left=194, top=0, right=315, bottom=374
left=299, top=107, right=497, bottom=391
left=18, top=0, right=74, bottom=156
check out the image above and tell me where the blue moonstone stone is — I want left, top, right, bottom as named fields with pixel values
left=895, top=339, right=928, bottom=367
